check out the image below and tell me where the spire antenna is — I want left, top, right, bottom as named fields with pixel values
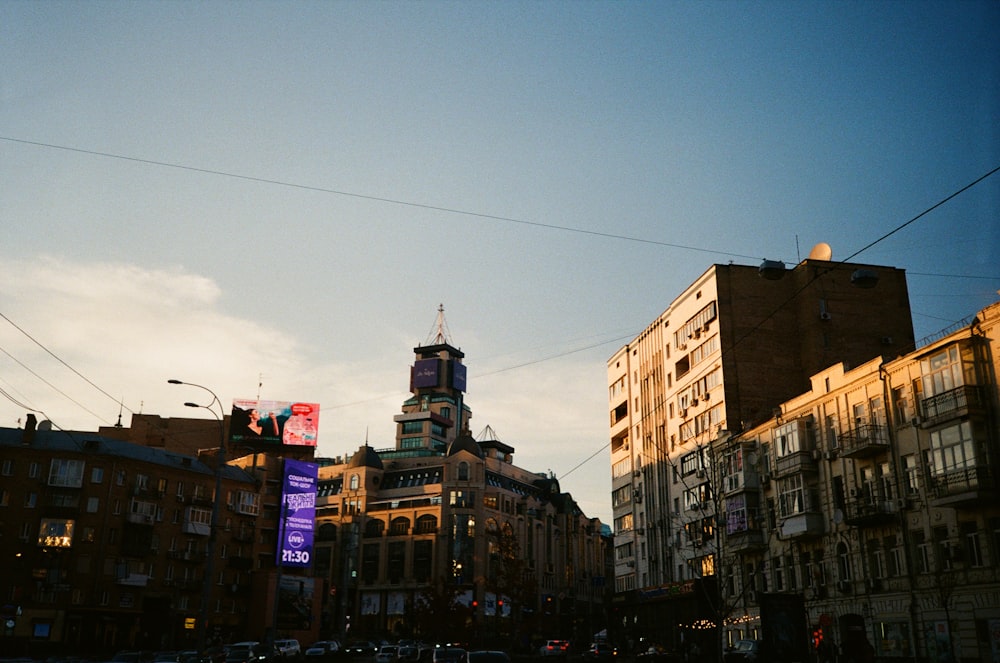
left=425, top=303, right=453, bottom=345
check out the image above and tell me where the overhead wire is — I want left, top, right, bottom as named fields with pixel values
left=1, top=134, right=998, bottom=487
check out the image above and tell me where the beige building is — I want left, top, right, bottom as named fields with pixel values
left=712, top=298, right=1000, bottom=663
left=605, top=253, right=915, bottom=650
left=311, top=327, right=610, bottom=647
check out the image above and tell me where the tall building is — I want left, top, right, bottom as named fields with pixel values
left=605, top=251, right=914, bottom=650
left=711, top=298, right=1000, bottom=663
left=312, top=315, right=610, bottom=647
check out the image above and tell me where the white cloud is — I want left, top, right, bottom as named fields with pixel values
left=0, top=257, right=615, bottom=523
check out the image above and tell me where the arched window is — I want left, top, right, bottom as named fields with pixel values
left=365, top=518, right=385, bottom=538
left=837, top=542, right=852, bottom=581
left=415, top=514, right=438, bottom=534
left=390, top=517, right=411, bottom=536
left=317, top=523, right=338, bottom=541
left=458, top=461, right=470, bottom=481
left=349, top=474, right=360, bottom=490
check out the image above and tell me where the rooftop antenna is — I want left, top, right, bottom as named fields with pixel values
left=425, top=303, right=453, bottom=345
left=115, top=398, right=124, bottom=428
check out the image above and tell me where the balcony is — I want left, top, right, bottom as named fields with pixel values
left=844, top=497, right=898, bottom=527
left=725, top=528, right=766, bottom=553
left=930, top=464, right=997, bottom=508
left=773, top=450, right=818, bottom=478
left=116, top=573, right=149, bottom=587
left=920, top=385, right=987, bottom=427
left=780, top=511, right=824, bottom=539
left=126, top=512, right=156, bottom=526
left=838, top=424, right=890, bottom=459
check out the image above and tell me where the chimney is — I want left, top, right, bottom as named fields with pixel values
left=22, top=413, right=37, bottom=445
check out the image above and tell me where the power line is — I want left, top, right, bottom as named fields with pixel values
left=0, top=135, right=763, bottom=261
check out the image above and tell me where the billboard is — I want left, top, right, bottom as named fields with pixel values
left=229, top=398, right=319, bottom=447
left=277, top=458, right=318, bottom=568
left=412, top=359, right=440, bottom=388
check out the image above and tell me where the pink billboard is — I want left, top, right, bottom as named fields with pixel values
left=229, top=398, right=319, bottom=447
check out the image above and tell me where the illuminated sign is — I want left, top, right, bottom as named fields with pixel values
left=450, top=360, right=467, bottom=392
left=37, top=519, right=74, bottom=548
left=412, top=359, right=440, bottom=388
left=277, top=459, right=318, bottom=568
left=229, top=399, right=319, bottom=447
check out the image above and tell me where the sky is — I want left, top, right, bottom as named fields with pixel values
left=1, top=0, right=998, bottom=525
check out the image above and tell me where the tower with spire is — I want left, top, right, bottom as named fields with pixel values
left=393, top=305, right=471, bottom=452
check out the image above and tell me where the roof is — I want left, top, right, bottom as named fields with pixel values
left=347, top=444, right=384, bottom=469
left=0, top=425, right=253, bottom=482
left=447, top=432, right=484, bottom=459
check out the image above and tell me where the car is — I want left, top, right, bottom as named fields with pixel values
left=583, top=644, right=617, bottom=661
left=343, top=642, right=377, bottom=658
left=304, top=642, right=340, bottom=660
left=374, top=647, right=398, bottom=663
left=539, top=641, right=569, bottom=658
left=723, top=640, right=760, bottom=663
left=467, top=652, right=509, bottom=663
left=430, top=648, right=466, bottom=663
left=275, top=641, right=302, bottom=660
left=226, top=643, right=269, bottom=663
left=396, top=647, right=419, bottom=663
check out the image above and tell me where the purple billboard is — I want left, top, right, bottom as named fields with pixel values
left=412, top=359, right=440, bottom=388
left=277, top=459, right=318, bottom=568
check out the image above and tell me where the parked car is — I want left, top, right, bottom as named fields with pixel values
left=467, top=652, right=509, bottom=663
left=275, top=641, right=302, bottom=659
left=723, top=640, right=760, bottom=663
left=343, top=642, right=377, bottom=658
left=430, top=649, right=466, bottom=663
left=539, top=641, right=569, bottom=658
left=374, top=647, right=398, bottom=663
left=583, top=644, right=617, bottom=661
left=304, top=642, right=340, bottom=660
left=396, top=646, right=420, bottom=663
left=226, top=643, right=269, bottom=663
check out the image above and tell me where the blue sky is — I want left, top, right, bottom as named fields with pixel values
left=2, top=1, right=998, bottom=523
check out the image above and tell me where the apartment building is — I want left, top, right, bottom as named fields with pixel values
left=311, top=330, right=611, bottom=647
left=713, top=298, right=1000, bottom=663
left=606, top=251, right=915, bottom=650
left=0, top=423, right=270, bottom=657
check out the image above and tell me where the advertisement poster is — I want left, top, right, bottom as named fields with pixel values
left=277, top=459, right=318, bottom=568
left=229, top=398, right=320, bottom=447
left=276, top=575, right=314, bottom=631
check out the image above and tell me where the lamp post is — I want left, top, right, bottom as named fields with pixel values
left=168, top=378, right=226, bottom=653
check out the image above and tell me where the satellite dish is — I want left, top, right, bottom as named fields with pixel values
left=808, top=242, right=833, bottom=261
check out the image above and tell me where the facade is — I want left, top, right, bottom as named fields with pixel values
left=712, top=298, right=1000, bottom=663
left=0, top=421, right=295, bottom=658
left=311, top=331, right=611, bottom=649
left=605, top=254, right=915, bottom=652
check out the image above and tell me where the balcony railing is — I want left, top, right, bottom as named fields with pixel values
left=930, top=464, right=997, bottom=507
left=844, top=497, right=898, bottom=527
left=921, top=385, right=986, bottom=427
left=838, top=424, right=890, bottom=459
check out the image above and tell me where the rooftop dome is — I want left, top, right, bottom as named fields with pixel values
left=447, top=432, right=484, bottom=459
left=347, top=444, right=384, bottom=470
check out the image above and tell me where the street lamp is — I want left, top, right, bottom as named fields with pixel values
left=168, top=378, right=226, bottom=653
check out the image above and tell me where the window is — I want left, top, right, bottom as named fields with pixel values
left=29, top=462, right=40, bottom=479
left=86, top=497, right=99, bottom=513
left=774, top=421, right=804, bottom=457
left=837, top=542, right=852, bottom=581
left=921, top=345, right=968, bottom=396
left=457, top=462, right=470, bottom=481
left=911, top=530, right=931, bottom=574
left=450, top=490, right=475, bottom=508
left=349, top=474, right=360, bottom=490
left=779, top=475, right=806, bottom=517
left=962, top=521, right=984, bottom=567
left=49, top=459, right=85, bottom=488
left=90, top=467, right=103, bottom=483
left=1, top=460, right=12, bottom=476
left=928, top=421, right=977, bottom=476
left=401, top=421, right=423, bottom=435
left=25, top=492, right=38, bottom=508
left=902, top=455, right=921, bottom=495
